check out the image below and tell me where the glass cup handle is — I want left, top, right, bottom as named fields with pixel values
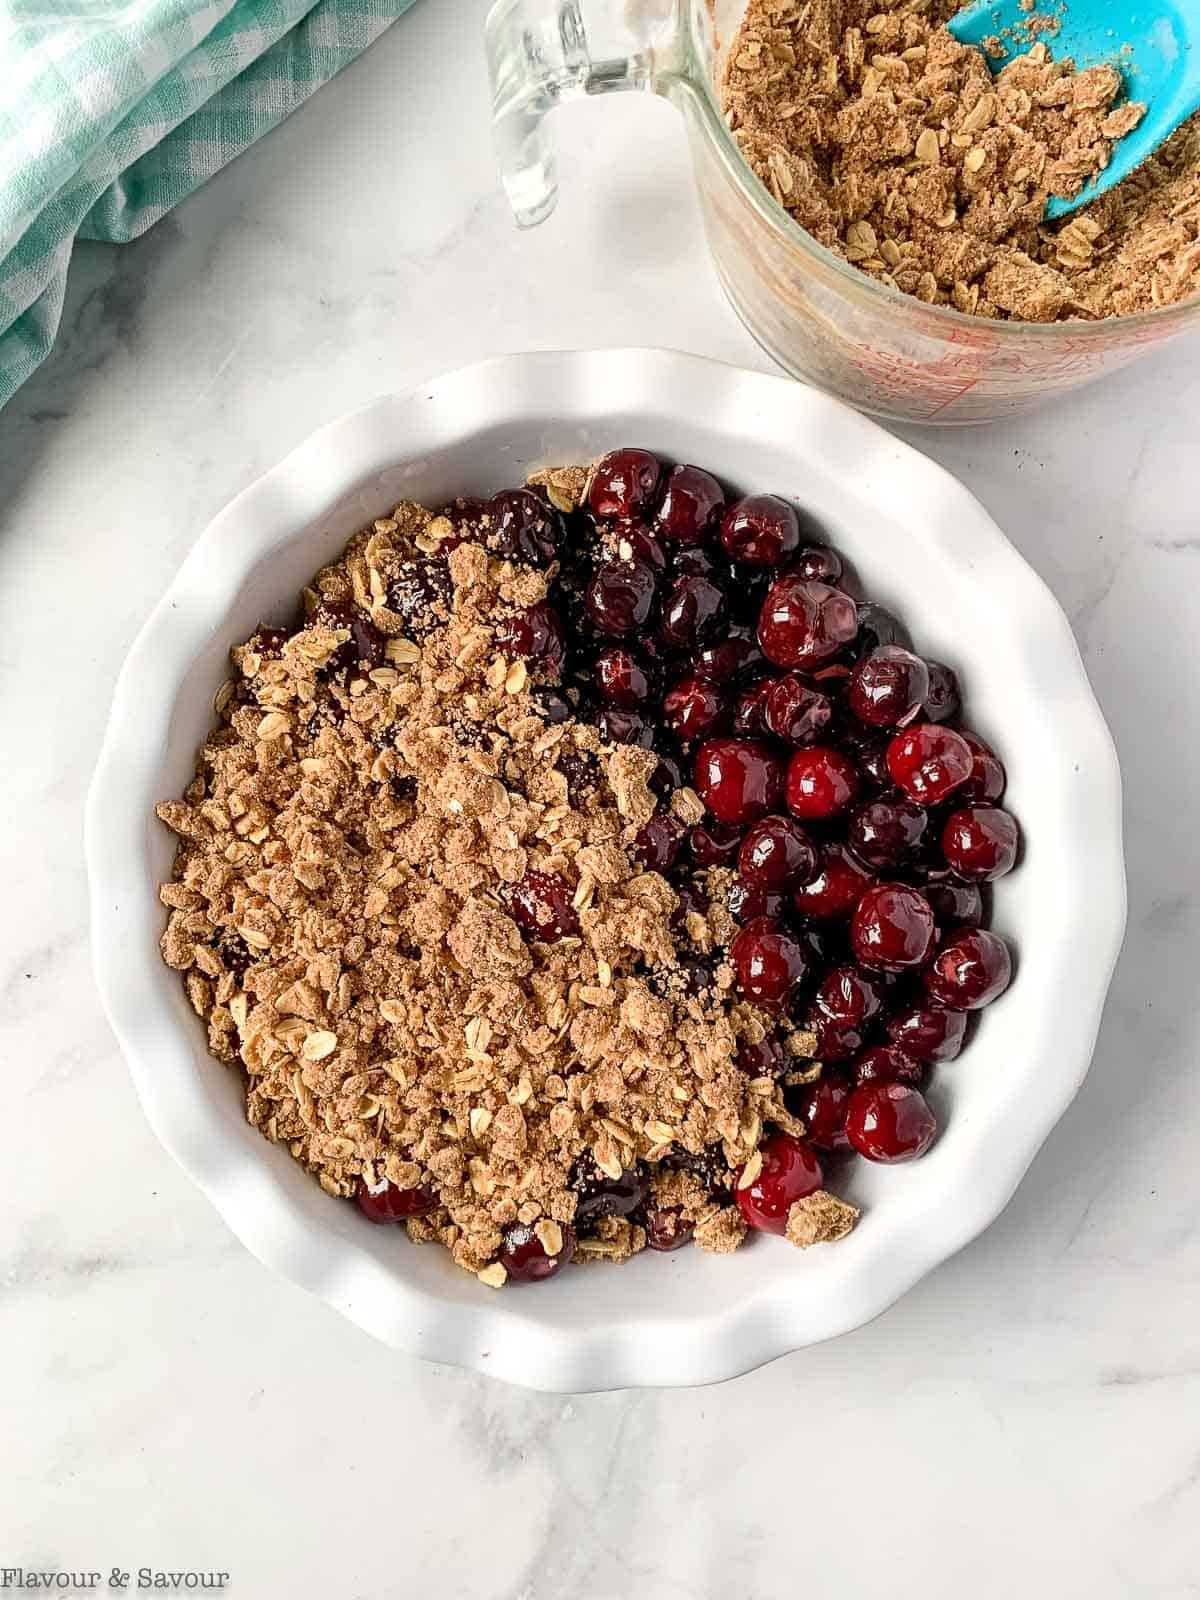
left=485, top=0, right=683, bottom=228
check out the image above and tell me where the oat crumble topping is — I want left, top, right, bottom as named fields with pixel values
left=156, top=475, right=856, bottom=1281
left=786, top=1189, right=859, bottom=1247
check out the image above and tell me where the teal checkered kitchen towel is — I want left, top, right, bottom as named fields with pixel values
left=0, top=0, right=417, bottom=410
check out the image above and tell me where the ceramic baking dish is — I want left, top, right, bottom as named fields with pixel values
left=86, top=349, right=1125, bottom=1391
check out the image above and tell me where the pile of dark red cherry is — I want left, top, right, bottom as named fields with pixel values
left=359, top=447, right=1019, bottom=1265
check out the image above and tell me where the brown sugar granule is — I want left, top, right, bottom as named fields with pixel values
left=722, top=0, right=1200, bottom=320
left=155, top=480, right=836, bottom=1280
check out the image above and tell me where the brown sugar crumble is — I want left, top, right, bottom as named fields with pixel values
left=156, top=472, right=857, bottom=1285
left=721, top=0, right=1200, bottom=320
left=786, top=1189, right=859, bottom=1248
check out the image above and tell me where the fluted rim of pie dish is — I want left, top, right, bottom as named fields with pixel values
left=87, top=349, right=1125, bottom=1391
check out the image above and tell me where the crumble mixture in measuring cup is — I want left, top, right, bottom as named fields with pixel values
left=722, top=0, right=1200, bottom=320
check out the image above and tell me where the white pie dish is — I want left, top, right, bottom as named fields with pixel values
left=87, top=348, right=1125, bottom=1392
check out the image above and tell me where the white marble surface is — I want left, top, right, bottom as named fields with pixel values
left=2, top=0, right=1199, bottom=1591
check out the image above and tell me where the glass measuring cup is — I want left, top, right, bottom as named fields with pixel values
left=486, top=0, right=1200, bottom=424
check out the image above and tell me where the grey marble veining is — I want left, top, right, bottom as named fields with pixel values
left=1, top=0, right=1198, bottom=1591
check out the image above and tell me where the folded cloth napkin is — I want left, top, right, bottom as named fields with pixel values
left=0, top=0, right=417, bottom=410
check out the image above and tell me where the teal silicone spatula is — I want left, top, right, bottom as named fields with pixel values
left=947, top=0, right=1200, bottom=218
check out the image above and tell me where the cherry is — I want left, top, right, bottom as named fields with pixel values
left=734, top=1132, right=824, bottom=1233
left=853, top=1045, right=924, bottom=1088
left=663, top=675, right=730, bottom=741
left=815, top=964, right=886, bottom=1027
left=791, top=842, right=876, bottom=920
left=785, top=746, right=860, bottom=821
left=855, top=602, right=909, bottom=655
left=720, top=494, right=801, bottom=568
left=488, top=489, right=564, bottom=566
left=728, top=881, right=786, bottom=927
left=649, top=751, right=687, bottom=802
left=585, top=559, right=658, bottom=636
left=735, top=1036, right=788, bottom=1078
left=887, top=1002, right=967, bottom=1063
left=588, top=448, right=662, bottom=520
left=811, top=660, right=852, bottom=687
left=671, top=544, right=723, bottom=579
left=845, top=1082, right=937, bottom=1162
left=694, top=738, right=784, bottom=826
left=758, top=574, right=858, bottom=669
left=922, top=660, right=960, bottom=724
left=906, top=832, right=952, bottom=886
left=670, top=880, right=710, bottom=933
left=803, top=1009, right=867, bottom=1062
left=559, top=748, right=600, bottom=807
left=730, top=916, right=808, bottom=1010
left=695, top=628, right=766, bottom=684
left=942, top=806, right=1019, bottom=880
left=960, top=732, right=1007, bottom=803
left=738, top=815, right=817, bottom=888
left=643, top=1206, right=695, bottom=1251
left=887, top=724, right=973, bottom=806
left=387, top=559, right=453, bottom=642
left=215, top=932, right=255, bottom=982
left=495, top=600, right=566, bottom=678
left=850, top=882, right=936, bottom=970
left=728, top=568, right=773, bottom=627
left=614, top=524, right=668, bottom=570
left=595, top=646, right=654, bottom=708
left=652, top=954, right=719, bottom=1003
left=793, top=545, right=843, bottom=583
left=763, top=674, right=834, bottom=745
left=732, top=677, right=774, bottom=737
left=924, top=878, right=984, bottom=928
left=597, top=707, right=654, bottom=747
left=634, top=814, right=689, bottom=873
left=690, top=820, right=743, bottom=867
left=506, top=869, right=581, bottom=943
left=665, top=1144, right=732, bottom=1192
left=570, top=1153, right=644, bottom=1228
left=499, top=1219, right=577, bottom=1281
left=659, top=572, right=728, bottom=649
left=532, top=686, right=572, bottom=725
left=439, top=495, right=489, bottom=540
left=847, top=796, right=928, bottom=869
left=924, top=926, right=1012, bottom=1009
left=795, top=920, right=849, bottom=969
left=793, top=1075, right=853, bottom=1149
left=654, top=463, right=725, bottom=544
left=316, top=598, right=388, bottom=670
left=251, top=624, right=290, bottom=660
left=847, top=646, right=931, bottom=727
left=839, top=726, right=893, bottom=789
left=355, top=1176, right=437, bottom=1222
